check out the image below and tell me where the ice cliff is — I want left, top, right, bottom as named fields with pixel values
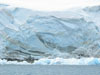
left=0, top=4, right=100, bottom=61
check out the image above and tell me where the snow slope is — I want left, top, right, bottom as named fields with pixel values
left=0, top=4, right=100, bottom=61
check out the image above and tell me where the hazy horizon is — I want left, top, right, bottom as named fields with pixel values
left=0, top=0, right=100, bottom=11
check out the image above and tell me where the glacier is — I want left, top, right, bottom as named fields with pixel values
left=0, top=4, right=100, bottom=63
left=0, top=58, right=100, bottom=65
left=34, top=57, right=100, bottom=65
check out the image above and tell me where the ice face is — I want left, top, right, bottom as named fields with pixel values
left=0, top=5, right=100, bottom=61
left=33, top=58, right=100, bottom=65
left=0, top=58, right=100, bottom=65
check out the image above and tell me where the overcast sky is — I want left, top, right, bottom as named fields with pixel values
left=0, top=0, right=100, bottom=11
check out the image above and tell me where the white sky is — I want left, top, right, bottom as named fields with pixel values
left=0, top=0, right=100, bottom=11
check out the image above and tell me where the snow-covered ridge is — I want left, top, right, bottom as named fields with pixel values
left=0, top=4, right=100, bottom=61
